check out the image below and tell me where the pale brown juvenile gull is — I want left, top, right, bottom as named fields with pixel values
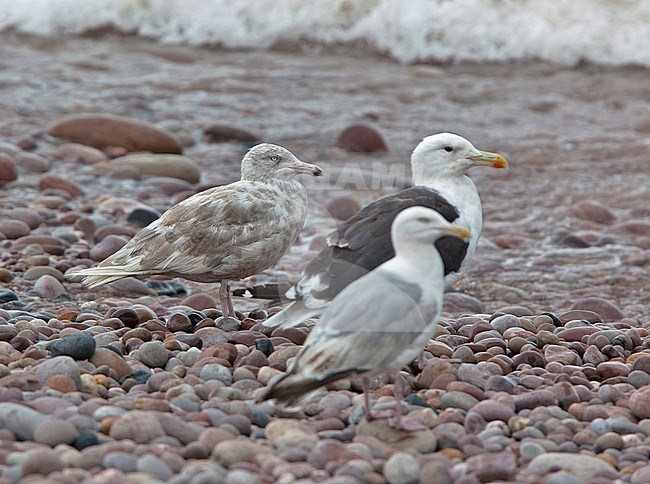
left=262, top=206, right=470, bottom=429
left=68, top=143, right=323, bottom=318
left=263, top=133, right=507, bottom=329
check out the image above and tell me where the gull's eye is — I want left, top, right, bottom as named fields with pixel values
left=443, top=145, right=454, bottom=152
left=270, top=155, right=280, bottom=162
left=417, top=217, right=429, bottom=223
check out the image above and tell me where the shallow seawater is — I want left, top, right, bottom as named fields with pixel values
left=2, top=0, right=649, bottom=66
left=1, top=31, right=649, bottom=319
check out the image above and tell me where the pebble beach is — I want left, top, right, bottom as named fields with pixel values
left=0, top=26, right=649, bottom=484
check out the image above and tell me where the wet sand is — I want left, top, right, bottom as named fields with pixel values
left=2, top=31, right=649, bottom=316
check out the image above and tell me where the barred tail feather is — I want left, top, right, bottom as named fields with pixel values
left=261, top=368, right=358, bottom=406
left=262, top=301, right=320, bottom=329
left=67, top=266, right=150, bottom=288
left=79, top=275, right=124, bottom=288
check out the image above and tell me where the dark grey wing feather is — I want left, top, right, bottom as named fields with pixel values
left=300, top=186, right=467, bottom=301
left=435, top=235, right=468, bottom=273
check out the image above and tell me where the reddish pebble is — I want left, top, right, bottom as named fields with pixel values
left=336, top=124, right=388, bottom=153
left=94, top=224, right=137, bottom=242
left=110, top=308, right=140, bottom=328
left=514, top=389, right=558, bottom=411
left=570, top=200, right=616, bottom=224
left=271, top=327, right=307, bottom=345
left=0, top=154, right=17, bottom=183
left=89, top=235, right=128, bottom=261
left=0, top=220, right=30, bottom=239
left=167, top=312, right=193, bottom=332
left=47, top=113, right=183, bottom=154
left=203, top=123, right=260, bottom=143
left=21, top=449, right=64, bottom=476
left=121, top=327, right=152, bottom=343
left=39, top=173, right=85, bottom=197
left=1, top=207, right=42, bottom=229
left=107, top=277, right=153, bottom=295
left=197, top=343, right=238, bottom=363
left=43, top=374, right=78, bottom=393
left=12, top=235, right=68, bottom=255
left=14, top=152, right=50, bottom=172
left=615, top=220, right=650, bottom=236
left=597, top=361, right=630, bottom=379
left=182, top=293, right=217, bottom=310
left=327, top=196, right=361, bottom=221
left=33, top=275, right=66, bottom=297
left=267, top=346, right=301, bottom=369
left=444, top=292, right=486, bottom=314
left=194, top=327, right=228, bottom=347
left=228, top=330, right=266, bottom=347
left=556, top=326, right=599, bottom=341
left=238, top=349, right=268, bottom=368
left=570, top=297, right=625, bottom=322
left=58, top=142, right=108, bottom=164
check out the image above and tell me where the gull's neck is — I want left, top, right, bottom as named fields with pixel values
left=413, top=169, right=470, bottom=187
left=244, top=174, right=300, bottom=187
left=391, top=240, right=443, bottom=278
left=270, top=177, right=308, bottom=198
left=414, top=172, right=478, bottom=206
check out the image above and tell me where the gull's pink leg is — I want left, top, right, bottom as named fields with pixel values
left=416, top=349, right=428, bottom=370
left=363, top=376, right=374, bottom=418
left=219, top=281, right=235, bottom=318
left=388, top=372, right=427, bottom=431
left=362, top=375, right=392, bottom=421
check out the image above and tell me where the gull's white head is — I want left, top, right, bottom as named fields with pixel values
left=391, top=206, right=470, bottom=253
left=410, top=133, right=508, bottom=184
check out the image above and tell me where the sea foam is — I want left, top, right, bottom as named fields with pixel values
left=1, top=0, right=648, bottom=67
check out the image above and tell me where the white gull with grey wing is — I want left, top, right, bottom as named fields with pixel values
left=262, top=206, right=470, bottom=427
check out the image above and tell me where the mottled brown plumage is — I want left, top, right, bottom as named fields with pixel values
left=68, top=143, right=322, bottom=317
